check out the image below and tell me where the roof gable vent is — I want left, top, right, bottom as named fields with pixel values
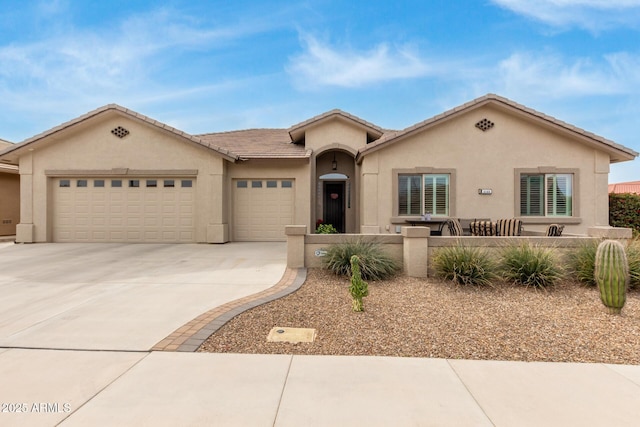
left=111, top=126, right=130, bottom=138
left=475, top=118, right=494, bottom=132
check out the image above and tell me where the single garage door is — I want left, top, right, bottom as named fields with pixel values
left=233, top=179, right=294, bottom=241
left=52, top=177, right=195, bottom=242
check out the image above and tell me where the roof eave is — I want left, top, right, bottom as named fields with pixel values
left=358, top=94, right=639, bottom=164
left=288, top=109, right=384, bottom=143
left=0, top=105, right=241, bottom=163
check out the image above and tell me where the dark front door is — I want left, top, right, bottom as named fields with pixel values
left=324, top=182, right=345, bottom=233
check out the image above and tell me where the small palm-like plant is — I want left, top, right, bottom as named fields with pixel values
left=432, top=245, right=497, bottom=286
left=324, top=239, right=399, bottom=281
left=500, top=242, right=563, bottom=289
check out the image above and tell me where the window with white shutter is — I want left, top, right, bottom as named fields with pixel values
left=520, top=173, right=572, bottom=216
left=399, top=174, right=450, bottom=216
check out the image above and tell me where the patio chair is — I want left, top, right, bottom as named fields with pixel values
left=446, top=218, right=464, bottom=236
left=496, top=218, right=523, bottom=236
left=545, top=224, right=565, bottom=236
left=470, top=220, right=496, bottom=236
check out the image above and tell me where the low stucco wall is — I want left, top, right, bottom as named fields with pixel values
left=287, top=225, right=633, bottom=278
left=304, top=233, right=403, bottom=269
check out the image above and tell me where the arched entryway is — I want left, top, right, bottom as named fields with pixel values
left=315, top=150, right=356, bottom=233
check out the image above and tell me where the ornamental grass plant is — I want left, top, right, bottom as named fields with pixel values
left=500, top=242, right=563, bottom=289
left=431, top=244, right=497, bottom=286
left=626, top=238, right=640, bottom=290
left=566, top=239, right=600, bottom=286
left=323, top=239, right=399, bottom=281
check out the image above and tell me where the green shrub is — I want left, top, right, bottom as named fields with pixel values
left=500, top=242, right=563, bottom=289
left=609, top=193, right=640, bottom=238
left=432, top=245, right=497, bottom=286
left=626, top=238, right=640, bottom=290
left=316, top=223, right=338, bottom=234
left=324, top=239, right=399, bottom=280
left=566, top=240, right=600, bottom=286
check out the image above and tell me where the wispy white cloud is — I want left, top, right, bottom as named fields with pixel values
left=492, top=51, right=640, bottom=99
left=287, top=32, right=640, bottom=102
left=287, top=35, right=433, bottom=89
left=491, top=0, right=640, bottom=30
left=0, top=7, right=273, bottom=119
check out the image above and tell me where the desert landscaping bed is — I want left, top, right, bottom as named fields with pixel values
left=198, top=269, right=640, bottom=364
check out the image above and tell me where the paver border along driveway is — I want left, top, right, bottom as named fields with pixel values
left=0, top=242, right=286, bottom=351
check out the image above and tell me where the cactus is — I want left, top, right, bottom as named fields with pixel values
left=349, top=255, right=369, bottom=312
left=594, top=240, right=629, bottom=314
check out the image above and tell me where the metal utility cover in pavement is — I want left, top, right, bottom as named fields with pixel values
left=267, top=327, right=316, bottom=343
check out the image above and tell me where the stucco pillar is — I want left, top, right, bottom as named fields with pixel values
left=360, top=173, right=379, bottom=233
left=594, top=151, right=610, bottom=226
left=285, top=225, right=307, bottom=268
left=16, top=154, right=34, bottom=243
left=206, top=172, right=229, bottom=243
left=401, top=226, right=430, bottom=278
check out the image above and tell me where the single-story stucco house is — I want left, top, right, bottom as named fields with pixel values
left=0, top=94, right=637, bottom=244
left=0, top=139, right=20, bottom=237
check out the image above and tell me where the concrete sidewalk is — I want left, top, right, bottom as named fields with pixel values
left=1, top=350, right=639, bottom=426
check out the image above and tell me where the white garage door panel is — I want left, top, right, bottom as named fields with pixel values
left=52, top=178, right=195, bottom=243
left=233, top=179, right=294, bottom=242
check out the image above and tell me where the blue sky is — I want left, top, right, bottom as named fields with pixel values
left=0, top=0, right=639, bottom=182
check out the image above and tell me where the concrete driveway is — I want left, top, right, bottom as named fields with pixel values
left=0, top=242, right=286, bottom=351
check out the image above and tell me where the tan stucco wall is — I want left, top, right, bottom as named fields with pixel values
left=360, top=104, right=611, bottom=235
left=0, top=171, right=19, bottom=236
left=304, top=119, right=368, bottom=153
left=17, top=112, right=227, bottom=243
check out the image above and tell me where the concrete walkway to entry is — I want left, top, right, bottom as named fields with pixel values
left=1, top=242, right=640, bottom=426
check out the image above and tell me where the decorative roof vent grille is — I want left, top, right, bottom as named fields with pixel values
left=475, top=119, right=494, bottom=132
left=111, top=126, right=130, bottom=138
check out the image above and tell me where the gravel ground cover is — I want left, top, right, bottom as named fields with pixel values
left=198, top=269, right=640, bottom=364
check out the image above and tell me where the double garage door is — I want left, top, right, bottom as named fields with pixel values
left=52, top=177, right=195, bottom=243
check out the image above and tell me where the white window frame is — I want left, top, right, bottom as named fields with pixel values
left=515, top=168, right=579, bottom=223
left=398, top=173, right=450, bottom=217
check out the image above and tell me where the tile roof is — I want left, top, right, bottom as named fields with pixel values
left=196, top=129, right=311, bottom=159
left=358, top=94, right=638, bottom=163
left=608, top=181, right=640, bottom=194
left=288, top=109, right=385, bottom=142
